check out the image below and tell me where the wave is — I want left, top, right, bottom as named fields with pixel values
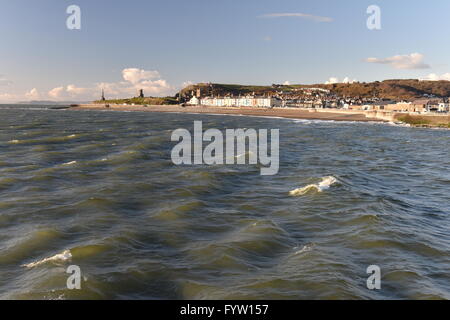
left=7, top=134, right=78, bottom=145
left=387, top=121, right=411, bottom=127
left=293, top=243, right=315, bottom=255
left=62, top=160, right=77, bottom=166
left=22, top=250, right=72, bottom=268
left=289, top=176, right=337, bottom=196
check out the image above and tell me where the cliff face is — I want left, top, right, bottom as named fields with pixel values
left=179, top=80, right=450, bottom=101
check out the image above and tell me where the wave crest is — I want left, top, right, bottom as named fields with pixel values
left=22, top=250, right=72, bottom=268
left=289, top=176, right=337, bottom=196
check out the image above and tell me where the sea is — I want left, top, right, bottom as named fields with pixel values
left=0, top=104, right=449, bottom=299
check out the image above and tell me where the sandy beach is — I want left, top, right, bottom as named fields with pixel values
left=71, top=104, right=385, bottom=122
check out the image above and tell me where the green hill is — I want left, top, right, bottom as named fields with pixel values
left=179, top=80, right=450, bottom=101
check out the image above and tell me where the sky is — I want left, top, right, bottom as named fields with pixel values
left=1, top=0, right=450, bottom=102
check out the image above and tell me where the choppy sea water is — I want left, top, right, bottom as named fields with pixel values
left=0, top=105, right=449, bottom=300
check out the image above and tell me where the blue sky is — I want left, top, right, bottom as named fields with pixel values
left=1, top=0, right=450, bottom=102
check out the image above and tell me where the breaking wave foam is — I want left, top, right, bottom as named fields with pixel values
left=22, top=250, right=72, bottom=268
left=293, top=243, right=315, bottom=255
left=289, top=176, right=337, bottom=196
left=62, top=161, right=77, bottom=166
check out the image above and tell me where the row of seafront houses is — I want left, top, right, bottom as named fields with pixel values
left=187, top=95, right=450, bottom=114
left=188, top=95, right=283, bottom=108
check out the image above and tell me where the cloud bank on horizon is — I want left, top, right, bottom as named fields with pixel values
left=365, top=53, right=431, bottom=70
left=420, top=73, right=450, bottom=81
left=2, top=65, right=449, bottom=103
left=0, top=68, right=175, bottom=103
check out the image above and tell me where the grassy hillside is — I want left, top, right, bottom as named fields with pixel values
left=179, top=80, right=450, bottom=101
left=323, top=80, right=450, bottom=100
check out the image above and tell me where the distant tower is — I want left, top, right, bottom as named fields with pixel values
left=101, top=89, right=105, bottom=101
left=139, top=89, right=144, bottom=98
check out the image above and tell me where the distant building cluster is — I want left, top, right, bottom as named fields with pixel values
left=191, top=96, right=282, bottom=108
left=354, top=99, right=450, bottom=113
left=185, top=87, right=449, bottom=114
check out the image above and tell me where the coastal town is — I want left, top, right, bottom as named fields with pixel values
left=184, top=86, right=450, bottom=114
left=87, top=80, right=450, bottom=128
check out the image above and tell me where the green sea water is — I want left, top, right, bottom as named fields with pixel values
left=0, top=105, right=449, bottom=299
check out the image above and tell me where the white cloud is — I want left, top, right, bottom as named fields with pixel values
left=0, top=93, right=18, bottom=103
left=136, top=79, right=172, bottom=95
left=48, top=85, right=92, bottom=100
left=342, top=77, right=357, bottom=84
left=325, top=77, right=339, bottom=84
left=0, top=90, right=27, bottom=103
left=420, top=73, right=450, bottom=81
left=66, top=84, right=90, bottom=96
left=365, top=53, right=430, bottom=70
left=259, top=13, right=333, bottom=23
left=122, top=68, right=160, bottom=84
left=48, top=86, right=65, bottom=99
left=325, top=77, right=357, bottom=84
left=25, top=88, right=41, bottom=100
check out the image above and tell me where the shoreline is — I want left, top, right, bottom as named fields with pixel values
left=71, top=104, right=388, bottom=123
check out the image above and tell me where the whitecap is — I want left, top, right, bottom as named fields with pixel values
left=62, top=161, right=77, bottom=166
left=293, top=243, right=315, bottom=255
left=22, top=250, right=72, bottom=268
left=289, top=176, right=337, bottom=196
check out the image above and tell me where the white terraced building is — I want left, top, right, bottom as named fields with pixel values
left=438, top=102, right=449, bottom=112
left=200, top=96, right=282, bottom=108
